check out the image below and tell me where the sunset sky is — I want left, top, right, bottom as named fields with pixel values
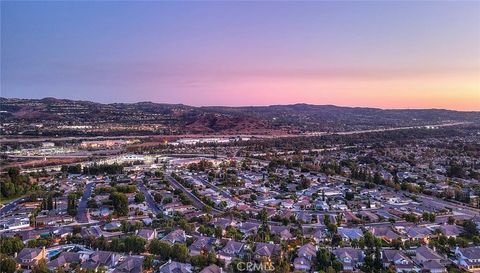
left=1, top=1, right=479, bottom=110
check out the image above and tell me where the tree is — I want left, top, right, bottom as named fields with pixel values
left=257, top=208, right=271, bottom=242
left=0, top=255, right=16, bottom=273
left=170, top=243, right=188, bottom=262
left=1, top=167, right=33, bottom=199
left=316, top=248, right=332, bottom=271
left=0, top=237, right=24, bottom=255
left=345, top=192, right=355, bottom=201
left=463, top=220, right=478, bottom=238
left=110, top=192, right=129, bottom=216
left=123, top=236, right=146, bottom=254
left=67, top=193, right=78, bottom=216
left=143, top=255, right=154, bottom=270
left=134, top=192, right=145, bottom=203
left=275, top=258, right=290, bottom=273
left=332, top=260, right=343, bottom=272
left=149, top=239, right=171, bottom=258
left=326, top=266, right=335, bottom=273
left=154, top=193, right=163, bottom=203
left=32, top=259, right=49, bottom=273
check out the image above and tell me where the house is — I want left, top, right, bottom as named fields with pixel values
left=294, top=243, right=317, bottom=272
left=16, top=247, right=47, bottom=269
left=254, top=242, right=282, bottom=261
left=0, top=217, right=30, bottom=230
left=421, top=260, right=448, bottom=273
left=308, top=228, right=326, bottom=243
left=333, top=248, right=365, bottom=271
left=200, top=264, right=222, bottom=273
left=438, top=225, right=463, bottom=238
left=237, top=221, right=259, bottom=236
left=455, top=247, right=480, bottom=272
left=297, top=243, right=317, bottom=260
left=370, top=227, right=402, bottom=242
left=158, top=261, right=192, bottom=273
left=406, top=227, right=432, bottom=242
left=80, top=251, right=117, bottom=271
left=136, top=229, right=156, bottom=241
left=269, top=225, right=293, bottom=240
left=415, top=246, right=449, bottom=270
left=382, top=249, right=417, bottom=272
left=189, top=236, right=216, bottom=256
left=296, top=212, right=313, bottom=224
left=17, top=230, right=43, bottom=243
left=47, top=252, right=82, bottom=270
left=293, top=257, right=312, bottom=272
left=217, top=240, right=245, bottom=265
left=162, top=229, right=187, bottom=245
left=338, top=228, right=363, bottom=241
left=52, top=227, right=74, bottom=241
left=103, top=222, right=122, bottom=231
left=82, top=225, right=103, bottom=238
left=315, top=200, right=330, bottom=211
left=212, top=218, right=237, bottom=231
left=112, top=256, right=144, bottom=273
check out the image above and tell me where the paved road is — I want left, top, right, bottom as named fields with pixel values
left=0, top=197, right=26, bottom=216
left=1, top=121, right=469, bottom=144
left=136, top=180, right=161, bottom=214
left=166, top=175, right=223, bottom=215
left=76, top=182, right=94, bottom=223
left=195, top=176, right=232, bottom=199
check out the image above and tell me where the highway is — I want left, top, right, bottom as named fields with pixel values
left=1, top=121, right=470, bottom=144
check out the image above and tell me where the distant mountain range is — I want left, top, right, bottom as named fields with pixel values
left=1, top=97, right=479, bottom=135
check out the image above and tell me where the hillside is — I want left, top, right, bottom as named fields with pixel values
left=1, top=97, right=478, bottom=136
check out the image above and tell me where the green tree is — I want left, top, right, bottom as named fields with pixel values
left=32, top=259, right=49, bottom=273
left=67, top=193, right=78, bottom=216
left=143, top=255, right=154, bottom=270
left=110, top=192, right=129, bottom=216
left=170, top=243, right=188, bottom=262
left=463, top=220, right=478, bottom=238
left=134, top=192, right=145, bottom=203
left=0, top=237, right=24, bottom=255
left=123, top=236, right=146, bottom=254
left=0, top=255, right=16, bottom=273
left=149, top=239, right=171, bottom=258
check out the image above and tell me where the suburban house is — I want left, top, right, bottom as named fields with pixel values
left=188, top=236, right=217, bottom=256
left=136, top=228, right=156, bottom=241
left=47, top=252, right=82, bottom=270
left=293, top=243, right=317, bottom=271
left=269, top=225, right=293, bottom=240
left=80, top=251, right=118, bottom=271
left=199, top=264, right=222, bottom=273
left=254, top=242, right=282, bottom=262
left=161, top=229, right=187, bottom=245
left=333, top=248, right=365, bottom=271
left=217, top=240, right=245, bottom=265
left=16, top=247, right=47, bottom=269
left=338, top=228, right=363, bottom=241
left=112, top=256, right=144, bottom=273
left=382, top=249, right=417, bottom=273
left=455, top=247, right=480, bottom=272
left=414, top=246, right=448, bottom=273
left=158, top=260, right=193, bottom=273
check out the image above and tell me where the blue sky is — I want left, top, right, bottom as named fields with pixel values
left=1, top=1, right=479, bottom=110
